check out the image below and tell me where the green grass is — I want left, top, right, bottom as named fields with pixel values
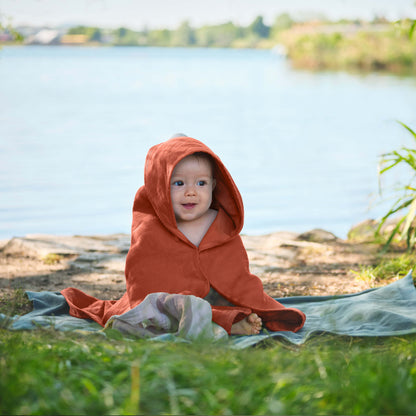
left=1, top=329, right=416, bottom=415
left=2, top=253, right=416, bottom=414
left=0, top=288, right=32, bottom=317
left=354, top=253, right=416, bottom=284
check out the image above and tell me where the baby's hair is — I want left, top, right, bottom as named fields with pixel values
left=191, top=152, right=217, bottom=179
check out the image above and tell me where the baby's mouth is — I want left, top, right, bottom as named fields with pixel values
left=182, top=203, right=196, bottom=209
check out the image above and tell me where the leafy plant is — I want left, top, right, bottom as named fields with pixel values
left=0, top=288, right=32, bottom=316
left=409, top=19, right=416, bottom=39
left=41, top=253, right=64, bottom=265
left=0, top=21, right=24, bottom=42
left=353, top=253, right=416, bottom=283
left=377, top=122, right=416, bottom=250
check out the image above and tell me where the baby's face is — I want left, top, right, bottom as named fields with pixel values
left=170, top=155, right=216, bottom=225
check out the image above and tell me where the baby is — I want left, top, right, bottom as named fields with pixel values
left=170, top=150, right=262, bottom=335
left=62, top=134, right=305, bottom=337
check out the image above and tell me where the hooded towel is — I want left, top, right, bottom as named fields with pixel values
left=62, top=137, right=306, bottom=334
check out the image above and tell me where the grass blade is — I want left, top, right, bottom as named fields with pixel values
left=409, top=20, right=416, bottom=39
left=397, top=121, right=416, bottom=141
left=401, top=198, right=416, bottom=240
left=381, top=216, right=406, bottom=252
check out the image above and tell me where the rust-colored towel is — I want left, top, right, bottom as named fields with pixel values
left=62, top=137, right=306, bottom=334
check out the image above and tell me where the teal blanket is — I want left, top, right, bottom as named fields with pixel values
left=2, top=271, right=416, bottom=347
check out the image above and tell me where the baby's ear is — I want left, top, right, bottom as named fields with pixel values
left=212, top=178, right=217, bottom=190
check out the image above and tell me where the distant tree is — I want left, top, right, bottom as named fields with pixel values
left=171, top=21, right=196, bottom=46
left=0, top=20, right=24, bottom=42
left=67, top=26, right=102, bottom=42
left=270, top=13, right=294, bottom=38
left=195, top=21, right=243, bottom=47
left=89, top=28, right=102, bottom=42
left=273, top=13, right=294, bottom=31
left=115, top=27, right=128, bottom=38
left=112, top=27, right=140, bottom=45
left=147, top=29, right=172, bottom=46
left=372, top=15, right=389, bottom=24
left=248, top=16, right=270, bottom=38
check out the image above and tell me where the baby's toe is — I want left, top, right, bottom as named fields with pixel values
left=248, top=313, right=259, bottom=323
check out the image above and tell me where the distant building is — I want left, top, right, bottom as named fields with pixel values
left=100, top=34, right=115, bottom=44
left=25, top=29, right=61, bottom=45
left=60, top=34, right=88, bottom=45
left=0, top=32, right=14, bottom=42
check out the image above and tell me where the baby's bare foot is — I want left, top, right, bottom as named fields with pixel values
left=230, top=313, right=262, bottom=335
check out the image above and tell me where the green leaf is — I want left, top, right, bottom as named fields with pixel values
left=409, top=20, right=416, bottom=39
left=376, top=198, right=414, bottom=236
left=385, top=198, right=413, bottom=217
left=81, top=377, right=98, bottom=395
left=381, top=216, right=406, bottom=253
left=397, top=121, right=416, bottom=142
left=400, top=198, right=416, bottom=240
left=379, top=159, right=402, bottom=175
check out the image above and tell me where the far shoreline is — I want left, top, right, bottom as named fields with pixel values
left=0, top=227, right=343, bottom=246
left=0, top=220, right=376, bottom=247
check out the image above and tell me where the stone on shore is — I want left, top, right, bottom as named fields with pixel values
left=347, top=217, right=406, bottom=243
left=297, top=228, right=339, bottom=243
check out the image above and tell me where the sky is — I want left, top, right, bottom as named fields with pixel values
left=1, top=0, right=416, bottom=30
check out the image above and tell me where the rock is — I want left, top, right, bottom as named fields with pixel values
left=297, top=229, right=339, bottom=243
left=347, top=219, right=379, bottom=242
left=1, top=237, right=78, bottom=258
left=1, top=234, right=130, bottom=259
left=95, top=255, right=126, bottom=273
left=0, top=240, right=9, bottom=251
left=241, top=231, right=300, bottom=252
left=347, top=217, right=407, bottom=243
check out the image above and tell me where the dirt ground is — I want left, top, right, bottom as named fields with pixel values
left=0, top=228, right=392, bottom=302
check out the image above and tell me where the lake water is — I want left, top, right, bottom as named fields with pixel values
left=1, top=45, right=416, bottom=240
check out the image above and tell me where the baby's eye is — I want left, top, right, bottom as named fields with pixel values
left=172, top=180, right=184, bottom=186
left=197, top=180, right=207, bottom=186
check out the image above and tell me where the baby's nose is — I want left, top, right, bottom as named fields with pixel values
left=184, top=185, right=197, bottom=195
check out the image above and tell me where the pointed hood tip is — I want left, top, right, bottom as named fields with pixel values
left=169, top=132, right=189, bottom=139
